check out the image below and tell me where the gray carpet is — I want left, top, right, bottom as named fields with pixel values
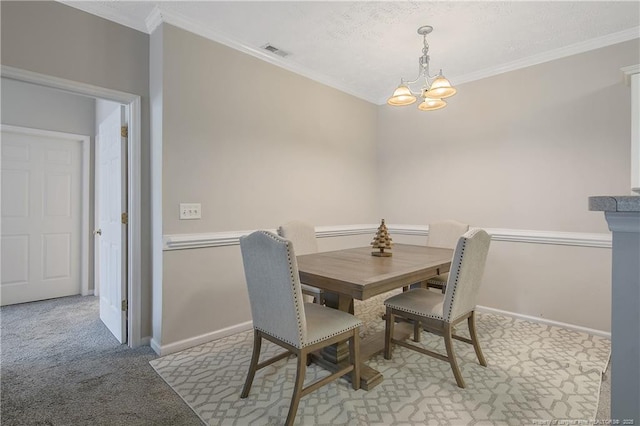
left=1, top=295, right=611, bottom=425
left=0, top=295, right=202, bottom=425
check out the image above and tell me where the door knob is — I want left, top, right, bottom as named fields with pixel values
left=94, top=229, right=102, bottom=236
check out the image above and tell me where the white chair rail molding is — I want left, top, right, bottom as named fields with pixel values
left=159, top=222, right=613, bottom=356
left=162, top=224, right=612, bottom=250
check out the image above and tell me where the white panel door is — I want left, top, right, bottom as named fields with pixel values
left=96, top=106, right=127, bottom=343
left=1, top=129, right=82, bottom=306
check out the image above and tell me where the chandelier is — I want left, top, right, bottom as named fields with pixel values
left=387, top=25, right=457, bottom=111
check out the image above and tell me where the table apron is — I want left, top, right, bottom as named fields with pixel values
left=299, top=263, right=450, bottom=301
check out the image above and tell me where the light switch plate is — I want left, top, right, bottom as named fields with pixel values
left=180, top=203, right=201, bottom=220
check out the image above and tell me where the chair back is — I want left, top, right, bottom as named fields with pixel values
left=277, top=221, right=318, bottom=255
left=443, top=229, right=491, bottom=321
left=427, top=220, right=469, bottom=249
left=240, top=231, right=307, bottom=348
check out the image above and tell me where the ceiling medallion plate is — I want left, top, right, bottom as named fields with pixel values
left=417, top=25, right=433, bottom=36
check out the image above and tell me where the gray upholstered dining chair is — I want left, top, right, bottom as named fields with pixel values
left=384, top=229, right=491, bottom=388
left=278, top=221, right=324, bottom=304
left=239, top=231, right=362, bottom=426
left=425, top=220, right=469, bottom=293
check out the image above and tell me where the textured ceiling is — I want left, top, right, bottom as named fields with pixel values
left=60, top=1, right=640, bottom=104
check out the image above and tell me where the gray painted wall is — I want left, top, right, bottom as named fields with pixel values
left=155, top=24, right=379, bottom=345
left=376, top=39, right=640, bottom=331
left=1, top=1, right=148, bottom=97
left=159, top=25, right=378, bottom=233
left=376, top=40, right=638, bottom=233
left=2, top=1, right=637, bottom=349
left=1, top=78, right=95, bottom=135
left=1, top=1, right=152, bottom=338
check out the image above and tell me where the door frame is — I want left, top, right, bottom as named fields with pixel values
left=1, top=65, right=143, bottom=347
left=1, top=124, right=90, bottom=299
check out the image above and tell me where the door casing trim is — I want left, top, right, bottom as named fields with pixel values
left=1, top=65, right=143, bottom=347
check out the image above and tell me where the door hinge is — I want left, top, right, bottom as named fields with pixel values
left=121, top=212, right=128, bottom=224
left=121, top=299, right=128, bottom=312
left=121, top=126, right=128, bottom=138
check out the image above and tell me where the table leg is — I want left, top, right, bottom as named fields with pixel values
left=320, top=292, right=353, bottom=363
left=323, top=291, right=353, bottom=313
left=315, top=292, right=412, bottom=390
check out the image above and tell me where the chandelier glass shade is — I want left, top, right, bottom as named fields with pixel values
left=418, top=97, right=447, bottom=111
left=387, top=84, right=417, bottom=106
left=387, top=25, right=456, bottom=111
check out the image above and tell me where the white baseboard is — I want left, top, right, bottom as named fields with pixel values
left=476, top=305, right=611, bottom=339
left=148, top=306, right=609, bottom=357
left=150, top=338, right=161, bottom=355
left=150, top=321, right=254, bottom=356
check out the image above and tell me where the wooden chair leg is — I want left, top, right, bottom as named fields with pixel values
left=350, top=331, right=361, bottom=390
left=285, top=351, right=307, bottom=426
left=241, top=330, right=262, bottom=398
left=444, top=323, right=465, bottom=388
left=468, top=311, right=487, bottom=366
left=384, top=308, right=394, bottom=359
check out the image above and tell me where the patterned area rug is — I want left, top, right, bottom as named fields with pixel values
left=150, top=291, right=610, bottom=425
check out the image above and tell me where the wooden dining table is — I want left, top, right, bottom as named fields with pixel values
left=296, top=243, right=453, bottom=390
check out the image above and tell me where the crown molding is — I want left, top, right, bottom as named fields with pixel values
left=452, top=26, right=640, bottom=87
left=59, top=1, right=639, bottom=106
left=376, top=26, right=640, bottom=104
left=147, top=8, right=639, bottom=106
left=145, top=6, right=376, bottom=104
left=58, top=1, right=149, bottom=33
left=145, top=6, right=163, bottom=34
left=604, top=211, right=640, bottom=233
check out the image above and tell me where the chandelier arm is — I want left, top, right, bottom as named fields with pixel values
left=400, top=63, right=430, bottom=94
left=404, top=65, right=443, bottom=92
left=403, top=75, right=424, bottom=86
left=426, top=68, right=443, bottom=80
left=387, top=24, right=455, bottom=110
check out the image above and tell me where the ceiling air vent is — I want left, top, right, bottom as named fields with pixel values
left=261, top=44, right=289, bottom=58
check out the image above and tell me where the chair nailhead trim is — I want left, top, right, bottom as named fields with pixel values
left=302, top=321, right=362, bottom=348
left=253, top=231, right=367, bottom=348
left=383, top=300, right=444, bottom=320
left=258, top=231, right=305, bottom=348
left=385, top=229, right=485, bottom=321
left=445, top=228, right=482, bottom=321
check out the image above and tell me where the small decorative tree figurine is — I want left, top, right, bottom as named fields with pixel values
left=371, top=219, right=393, bottom=257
